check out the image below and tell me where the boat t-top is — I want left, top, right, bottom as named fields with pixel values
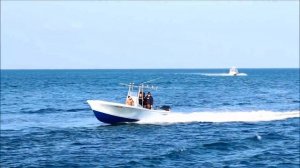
left=229, top=66, right=239, bottom=76
left=87, top=79, right=170, bottom=124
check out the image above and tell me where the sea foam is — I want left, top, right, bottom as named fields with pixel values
left=199, top=73, right=248, bottom=76
left=138, top=110, right=299, bottom=124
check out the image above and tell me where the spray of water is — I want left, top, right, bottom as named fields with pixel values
left=137, top=110, right=299, bottom=124
left=199, top=73, right=248, bottom=76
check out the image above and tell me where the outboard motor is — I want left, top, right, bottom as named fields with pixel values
left=160, top=105, right=171, bottom=111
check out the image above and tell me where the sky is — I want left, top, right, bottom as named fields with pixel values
left=1, top=1, right=299, bottom=69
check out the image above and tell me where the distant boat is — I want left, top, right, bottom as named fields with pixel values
left=228, top=67, right=239, bottom=76
left=87, top=81, right=170, bottom=124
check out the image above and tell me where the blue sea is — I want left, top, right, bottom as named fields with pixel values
left=1, top=69, right=299, bottom=167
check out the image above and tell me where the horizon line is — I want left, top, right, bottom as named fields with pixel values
left=1, top=67, right=299, bottom=70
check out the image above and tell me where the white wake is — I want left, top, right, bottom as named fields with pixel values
left=138, top=110, right=299, bottom=124
left=200, top=73, right=248, bottom=76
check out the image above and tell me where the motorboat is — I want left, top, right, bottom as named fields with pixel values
left=228, top=67, right=239, bottom=76
left=87, top=81, right=170, bottom=124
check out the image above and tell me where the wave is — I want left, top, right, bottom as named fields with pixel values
left=66, top=108, right=89, bottom=112
left=22, top=108, right=63, bottom=114
left=199, top=73, right=248, bottom=76
left=22, top=108, right=88, bottom=114
left=137, top=110, right=299, bottom=124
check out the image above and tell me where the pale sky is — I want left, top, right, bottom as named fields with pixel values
left=1, top=1, right=299, bottom=69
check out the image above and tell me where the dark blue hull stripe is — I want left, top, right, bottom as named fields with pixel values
left=93, top=110, right=139, bottom=124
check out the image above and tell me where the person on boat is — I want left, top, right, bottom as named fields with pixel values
left=126, top=96, right=134, bottom=106
left=138, top=91, right=145, bottom=107
left=145, top=92, right=153, bottom=109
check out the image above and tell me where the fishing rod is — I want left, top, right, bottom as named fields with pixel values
left=120, top=77, right=162, bottom=89
left=119, top=83, right=139, bottom=88
left=140, top=77, right=162, bottom=85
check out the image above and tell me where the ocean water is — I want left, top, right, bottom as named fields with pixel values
left=1, top=69, right=299, bottom=167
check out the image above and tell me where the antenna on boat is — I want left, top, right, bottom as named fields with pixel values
left=119, top=83, right=139, bottom=88
left=139, top=77, right=161, bottom=90
left=141, top=77, right=162, bottom=85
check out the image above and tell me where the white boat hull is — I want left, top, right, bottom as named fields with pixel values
left=229, top=72, right=238, bottom=76
left=87, top=100, right=169, bottom=124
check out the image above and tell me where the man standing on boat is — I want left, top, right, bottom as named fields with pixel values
left=145, top=92, right=153, bottom=109
left=138, top=91, right=145, bottom=107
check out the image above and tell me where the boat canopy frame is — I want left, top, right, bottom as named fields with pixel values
left=122, top=78, right=160, bottom=107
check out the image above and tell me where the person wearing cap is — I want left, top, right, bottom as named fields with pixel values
left=145, top=92, right=153, bottom=109
left=126, top=96, right=134, bottom=106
